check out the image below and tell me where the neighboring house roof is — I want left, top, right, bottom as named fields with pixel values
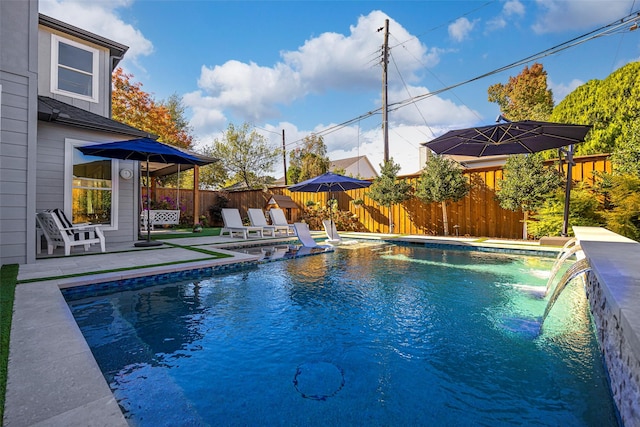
left=273, top=155, right=379, bottom=185
left=329, top=155, right=378, bottom=178
left=38, top=96, right=153, bottom=138
left=39, top=14, right=128, bottom=68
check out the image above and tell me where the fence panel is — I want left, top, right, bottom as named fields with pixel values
left=148, top=155, right=609, bottom=239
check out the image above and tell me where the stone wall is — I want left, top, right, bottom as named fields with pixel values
left=585, top=271, right=640, bottom=426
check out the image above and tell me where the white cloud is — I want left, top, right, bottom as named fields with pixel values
left=449, top=17, right=476, bottom=42
left=504, top=0, right=526, bottom=17
left=549, top=78, right=584, bottom=103
left=532, top=0, right=636, bottom=34
left=486, top=0, right=525, bottom=32
left=39, top=0, right=153, bottom=69
left=186, top=10, right=439, bottom=141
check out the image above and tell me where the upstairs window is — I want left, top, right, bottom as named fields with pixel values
left=51, top=35, right=99, bottom=102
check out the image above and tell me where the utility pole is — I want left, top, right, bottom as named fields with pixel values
left=282, top=129, right=288, bottom=185
left=381, top=18, right=389, bottom=163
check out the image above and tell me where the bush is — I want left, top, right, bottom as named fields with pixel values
left=603, top=174, right=640, bottom=241
left=527, top=184, right=605, bottom=238
left=299, top=205, right=366, bottom=232
left=207, top=192, right=230, bottom=226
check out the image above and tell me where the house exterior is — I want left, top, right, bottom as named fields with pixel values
left=1, top=1, right=149, bottom=265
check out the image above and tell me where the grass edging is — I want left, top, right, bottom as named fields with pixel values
left=1, top=264, right=19, bottom=423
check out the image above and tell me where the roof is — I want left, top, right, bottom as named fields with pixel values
left=329, top=155, right=378, bottom=178
left=39, top=14, right=128, bottom=68
left=266, top=195, right=300, bottom=209
left=38, top=96, right=153, bottom=139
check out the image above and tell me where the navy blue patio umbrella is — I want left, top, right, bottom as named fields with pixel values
left=78, top=138, right=217, bottom=247
left=423, top=120, right=592, bottom=237
left=289, top=172, right=371, bottom=228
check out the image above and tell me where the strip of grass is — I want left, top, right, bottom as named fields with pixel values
left=1, top=264, right=19, bottom=422
left=150, top=227, right=222, bottom=240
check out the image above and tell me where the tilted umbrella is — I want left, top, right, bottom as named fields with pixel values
left=423, top=120, right=592, bottom=237
left=289, top=172, right=371, bottom=231
left=78, top=138, right=218, bottom=247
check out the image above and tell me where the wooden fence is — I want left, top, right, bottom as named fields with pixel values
left=150, top=154, right=611, bottom=240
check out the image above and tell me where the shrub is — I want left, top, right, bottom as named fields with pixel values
left=527, top=184, right=605, bottom=238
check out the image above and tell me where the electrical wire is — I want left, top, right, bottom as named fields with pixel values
left=280, top=9, right=640, bottom=151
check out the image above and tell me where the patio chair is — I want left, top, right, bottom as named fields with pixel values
left=293, top=222, right=331, bottom=249
left=268, top=208, right=295, bottom=235
left=36, top=210, right=105, bottom=256
left=322, top=220, right=358, bottom=246
left=220, top=208, right=263, bottom=239
left=248, top=208, right=289, bottom=237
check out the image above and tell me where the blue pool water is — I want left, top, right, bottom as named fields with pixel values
left=65, top=244, right=618, bottom=426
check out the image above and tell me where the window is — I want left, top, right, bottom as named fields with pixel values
left=51, top=35, right=99, bottom=102
left=65, top=140, right=118, bottom=228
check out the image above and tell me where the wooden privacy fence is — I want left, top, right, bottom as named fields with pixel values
left=150, top=154, right=610, bottom=240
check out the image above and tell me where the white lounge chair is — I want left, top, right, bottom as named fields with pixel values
left=221, top=208, right=263, bottom=239
left=248, top=208, right=289, bottom=237
left=293, top=222, right=331, bottom=249
left=268, top=208, right=295, bottom=235
left=36, top=210, right=105, bottom=256
left=322, top=220, right=358, bottom=246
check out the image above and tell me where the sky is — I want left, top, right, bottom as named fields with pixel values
left=40, top=0, right=640, bottom=177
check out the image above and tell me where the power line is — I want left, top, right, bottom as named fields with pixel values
left=281, top=10, right=640, bottom=151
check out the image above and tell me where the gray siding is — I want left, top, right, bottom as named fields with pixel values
left=37, top=123, right=139, bottom=244
left=1, top=0, right=38, bottom=265
left=37, top=28, right=111, bottom=117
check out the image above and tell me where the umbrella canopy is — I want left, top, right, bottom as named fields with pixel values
left=288, top=172, right=371, bottom=193
left=78, top=138, right=218, bottom=247
left=77, top=137, right=216, bottom=166
left=423, top=120, right=592, bottom=157
left=423, top=120, right=592, bottom=238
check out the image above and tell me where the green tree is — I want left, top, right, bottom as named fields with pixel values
left=496, top=154, right=561, bottom=239
left=487, top=62, right=554, bottom=121
left=205, top=123, right=280, bottom=189
left=415, top=155, right=469, bottom=236
left=550, top=62, right=640, bottom=156
left=288, top=134, right=330, bottom=184
left=610, top=118, right=640, bottom=177
left=366, top=159, right=413, bottom=233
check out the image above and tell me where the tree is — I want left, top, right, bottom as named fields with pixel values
left=610, top=118, right=640, bottom=177
left=495, top=154, right=561, bottom=239
left=111, top=68, right=193, bottom=148
left=487, top=62, right=554, bottom=121
left=206, top=123, right=280, bottom=189
left=287, top=134, right=330, bottom=184
left=415, top=155, right=469, bottom=236
left=550, top=62, right=640, bottom=156
left=366, top=159, right=413, bottom=233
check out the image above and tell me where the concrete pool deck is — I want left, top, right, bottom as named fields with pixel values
left=2, top=232, right=573, bottom=426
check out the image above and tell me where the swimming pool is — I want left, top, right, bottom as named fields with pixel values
left=65, top=244, right=618, bottom=426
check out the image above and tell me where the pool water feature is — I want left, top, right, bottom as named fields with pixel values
left=65, top=245, right=618, bottom=426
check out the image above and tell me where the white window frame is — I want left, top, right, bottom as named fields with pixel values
left=51, top=34, right=99, bottom=103
left=65, top=139, right=119, bottom=230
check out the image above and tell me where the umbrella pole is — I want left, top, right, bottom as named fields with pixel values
left=135, top=157, right=163, bottom=247
left=562, top=145, right=574, bottom=237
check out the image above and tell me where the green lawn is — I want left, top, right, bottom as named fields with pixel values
left=0, top=264, right=18, bottom=422
left=150, top=227, right=222, bottom=240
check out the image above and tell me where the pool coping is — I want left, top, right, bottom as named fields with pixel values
left=4, top=236, right=559, bottom=426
